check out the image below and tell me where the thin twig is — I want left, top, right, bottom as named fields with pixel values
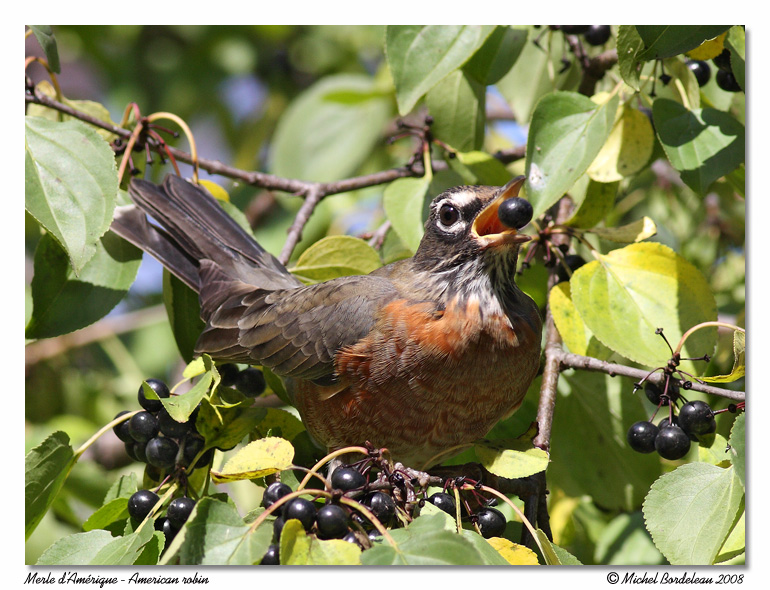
left=557, top=351, right=745, bottom=402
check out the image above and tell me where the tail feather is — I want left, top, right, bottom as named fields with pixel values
left=111, top=175, right=301, bottom=294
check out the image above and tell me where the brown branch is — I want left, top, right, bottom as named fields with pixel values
left=557, top=351, right=745, bottom=402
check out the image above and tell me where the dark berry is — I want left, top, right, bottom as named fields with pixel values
left=316, top=504, right=351, bottom=539
left=476, top=507, right=507, bottom=538
left=128, top=411, right=159, bottom=443
left=272, top=515, right=285, bottom=542
left=263, top=481, right=293, bottom=508
left=428, top=492, right=456, bottom=516
left=158, top=409, right=191, bottom=438
left=133, top=441, right=148, bottom=463
left=217, top=363, right=240, bottom=387
left=584, top=25, right=611, bottom=46
left=144, top=464, right=162, bottom=483
left=556, top=254, right=586, bottom=283
left=645, top=380, right=679, bottom=405
left=167, top=496, right=196, bottom=528
left=716, top=69, right=741, bottom=92
left=713, top=49, right=732, bottom=71
left=155, top=516, right=177, bottom=540
left=655, top=425, right=691, bottom=460
left=113, top=411, right=133, bottom=442
left=260, top=544, right=280, bottom=565
left=497, top=197, right=534, bottom=230
left=331, top=467, right=366, bottom=491
left=234, top=368, right=266, bottom=397
left=627, top=421, right=659, bottom=454
left=138, top=379, right=170, bottom=413
left=365, top=492, right=396, bottom=525
left=343, top=531, right=364, bottom=548
left=559, top=25, right=590, bottom=34
left=128, top=489, right=159, bottom=522
left=145, top=437, right=179, bottom=470
left=728, top=404, right=738, bottom=413
left=282, top=497, right=316, bottom=531
left=678, top=401, right=716, bottom=436
left=124, top=441, right=139, bottom=462
left=686, top=59, right=711, bottom=87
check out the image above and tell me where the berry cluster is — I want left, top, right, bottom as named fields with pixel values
left=260, top=467, right=390, bottom=565
left=112, top=379, right=212, bottom=478
left=259, top=464, right=512, bottom=565
left=559, top=25, right=612, bottom=46
left=627, top=380, right=720, bottom=460
left=127, top=489, right=196, bottom=546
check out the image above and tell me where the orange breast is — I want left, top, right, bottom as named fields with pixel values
left=291, top=295, right=541, bottom=468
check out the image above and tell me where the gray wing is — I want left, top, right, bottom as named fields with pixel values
left=195, top=263, right=400, bottom=384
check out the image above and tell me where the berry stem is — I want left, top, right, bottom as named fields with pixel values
left=74, top=409, right=141, bottom=460
left=674, top=322, right=745, bottom=356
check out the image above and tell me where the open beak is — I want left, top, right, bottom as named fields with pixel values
left=471, top=176, right=532, bottom=249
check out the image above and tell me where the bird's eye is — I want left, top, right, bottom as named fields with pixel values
left=438, top=204, right=460, bottom=227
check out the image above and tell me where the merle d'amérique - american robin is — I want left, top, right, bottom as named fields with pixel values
left=111, top=174, right=542, bottom=470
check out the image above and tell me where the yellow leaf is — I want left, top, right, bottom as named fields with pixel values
left=549, top=282, right=612, bottom=359
left=702, top=331, right=745, bottom=383
left=487, top=537, right=539, bottom=565
left=588, top=104, right=654, bottom=182
left=198, top=179, right=230, bottom=202
left=687, top=32, right=727, bottom=61
left=210, top=437, right=294, bottom=483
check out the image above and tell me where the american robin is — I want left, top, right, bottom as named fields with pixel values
left=112, top=175, right=542, bottom=469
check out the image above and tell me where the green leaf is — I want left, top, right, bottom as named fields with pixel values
left=589, top=217, right=657, bottom=243
left=570, top=242, right=718, bottom=372
left=616, top=26, right=646, bottom=90
left=290, top=235, right=381, bottom=283
left=464, top=25, right=528, bottom=85
left=702, top=330, right=745, bottom=383
left=447, top=150, right=513, bottom=186
left=425, top=69, right=485, bottom=152
left=362, top=513, right=490, bottom=565
left=82, top=497, right=129, bottom=532
left=29, top=26, right=60, bottom=73
left=564, top=179, right=618, bottom=229
left=725, top=27, right=745, bottom=90
left=525, top=91, right=619, bottom=219
left=537, top=530, right=563, bottom=565
left=587, top=103, right=655, bottom=183
left=643, top=463, right=743, bottom=565
left=474, top=435, right=550, bottom=479
left=698, top=433, right=732, bottom=467
left=496, top=30, right=581, bottom=123
left=653, top=99, right=745, bottom=195
left=25, top=431, right=75, bottom=540
left=548, top=371, right=662, bottom=511
left=728, top=413, right=745, bottom=489
left=198, top=398, right=267, bottom=453
left=36, top=530, right=114, bottom=565
left=635, top=26, right=732, bottom=61
left=90, top=521, right=157, bottom=565
left=157, top=369, right=213, bottom=423
left=549, top=282, right=613, bottom=359
left=383, top=175, right=432, bottom=253
left=26, top=230, right=141, bottom=340
left=257, top=407, right=306, bottom=441
left=179, top=497, right=272, bottom=565
left=385, top=25, right=495, bottom=115
left=163, top=270, right=205, bottom=363
left=280, top=519, right=361, bottom=565
left=715, top=509, right=745, bottom=563
left=270, top=74, right=391, bottom=182
left=549, top=540, right=583, bottom=565
left=594, top=512, right=664, bottom=565
left=103, top=472, right=139, bottom=503
left=25, top=116, right=118, bottom=274
left=211, top=437, right=294, bottom=483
